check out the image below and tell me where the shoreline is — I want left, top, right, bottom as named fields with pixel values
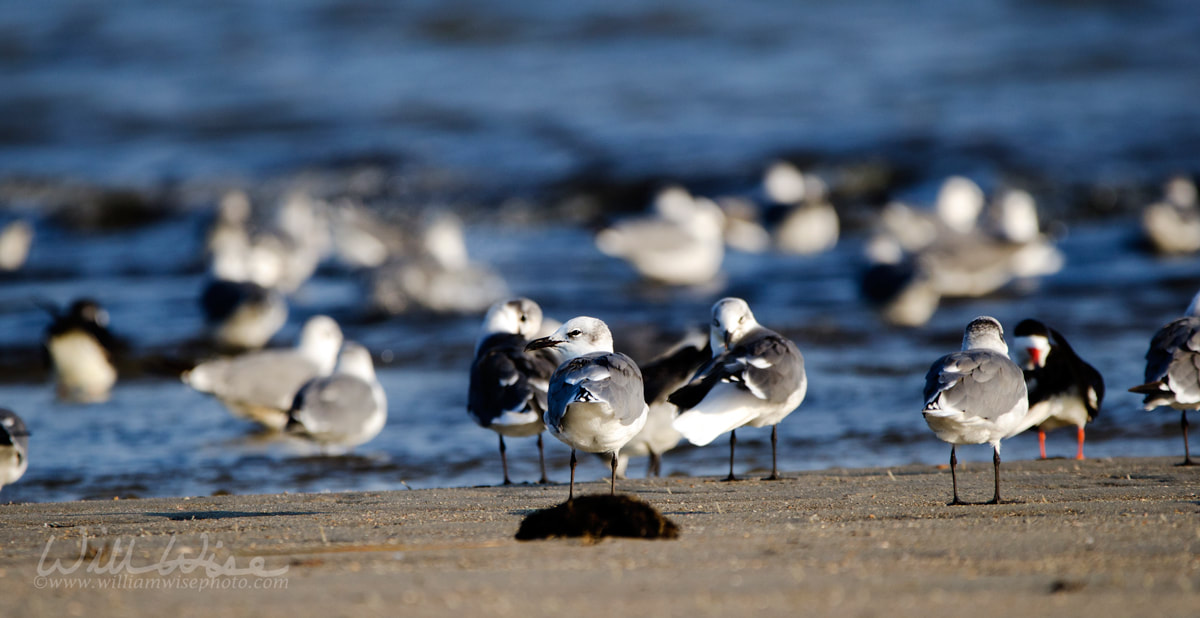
left=1, top=456, right=1197, bottom=616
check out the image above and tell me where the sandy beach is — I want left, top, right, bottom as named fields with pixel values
left=1, top=456, right=1196, bottom=617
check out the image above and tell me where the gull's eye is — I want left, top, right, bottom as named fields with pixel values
left=568, top=329, right=582, bottom=338
left=712, top=318, right=720, bottom=327
left=738, top=316, right=746, bottom=324
left=519, top=315, right=527, bottom=322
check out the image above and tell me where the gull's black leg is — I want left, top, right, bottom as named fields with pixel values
left=1179, top=411, right=1196, bottom=466
left=568, top=448, right=577, bottom=501
left=949, top=445, right=964, bottom=506
left=499, top=435, right=512, bottom=485
left=610, top=451, right=618, bottom=495
left=648, top=452, right=661, bottom=477
left=537, top=433, right=550, bottom=483
left=763, top=425, right=780, bottom=480
left=723, top=430, right=738, bottom=481
left=986, top=445, right=1002, bottom=504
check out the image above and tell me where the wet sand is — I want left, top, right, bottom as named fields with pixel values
left=1, top=456, right=1197, bottom=617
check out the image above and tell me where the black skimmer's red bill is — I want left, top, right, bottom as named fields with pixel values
left=1012, top=319, right=1105, bottom=460
left=468, top=298, right=559, bottom=485
left=923, top=316, right=1029, bottom=505
left=1129, top=291, right=1200, bottom=465
left=528, top=317, right=648, bottom=500
left=669, top=297, right=807, bottom=481
left=286, top=342, right=387, bottom=455
left=0, top=408, right=29, bottom=495
left=42, top=298, right=120, bottom=403
left=183, top=315, right=343, bottom=431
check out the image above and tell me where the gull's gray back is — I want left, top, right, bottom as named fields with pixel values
left=546, top=352, right=645, bottom=428
left=924, top=349, right=1026, bottom=421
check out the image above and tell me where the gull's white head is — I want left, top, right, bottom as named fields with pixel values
left=1165, top=176, right=1197, bottom=208
left=961, top=316, right=1008, bottom=354
left=652, top=185, right=697, bottom=222
left=298, top=315, right=345, bottom=374
left=480, top=298, right=545, bottom=340
left=764, top=161, right=806, bottom=205
left=711, top=297, right=760, bottom=353
left=991, top=189, right=1040, bottom=244
left=936, top=176, right=984, bottom=234
left=335, top=341, right=376, bottom=382
left=525, top=316, right=614, bottom=360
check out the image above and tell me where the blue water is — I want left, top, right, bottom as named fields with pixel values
left=1, top=0, right=1200, bottom=503
left=1, top=0, right=1198, bottom=187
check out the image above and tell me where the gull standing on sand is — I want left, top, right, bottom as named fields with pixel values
left=0, top=409, right=29, bottom=494
left=469, top=298, right=559, bottom=484
left=922, top=317, right=1029, bottom=504
left=42, top=299, right=119, bottom=403
left=183, top=315, right=344, bottom=430
left=613, top=328, right=710, bottom=478
left=1129, top=290, right=1200, bottom=465
left=1011, top=319, right=1104, bottom=460
left=526, top=317, right=648, bottom=499
left=287, top=342, right=387, bottom=454
left=670, top=298, right=807, bottom=481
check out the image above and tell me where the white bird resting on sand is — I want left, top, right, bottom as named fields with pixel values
left=183, top=315, right=344, bottom=430
left=922, top=316, right=1029, bottom=505
left=526, top=317, right=648, bottom=499
left=670, top=298, right=807, bottom=481
left=287, top=341, right=388, bottom=454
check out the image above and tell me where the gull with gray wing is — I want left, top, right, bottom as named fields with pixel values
left=183, top=315, right=343, bottom=430
left=526, top=317, right=648, bottom=499
left=670, top=298, right=807, bottom=481
left=469, top=298, right=559, bottom=484
left=287, top=342, right=387, bottom=453
left=1129, top=290, right=1200, bottom=465
left=922, top=316, right=1029, bottom=505
left=0, top=409, right=29, bottom=494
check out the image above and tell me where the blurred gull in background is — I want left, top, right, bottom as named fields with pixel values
left=286, top=341, right=388, bottom=454
left=0, top=409, right=29, bottom=494
left=764, top=161, right=840, bottom=255
left=369, top=212, right=509, bottom=315
left=595, top=185, right=726, bottom=286
left=1141, top=175, right=1200, bottom=255
left=183, top=315, right=344, bottom=430
left=0, top=219, right=33, bottom=272
left=42, top=299, right=119, bottom=403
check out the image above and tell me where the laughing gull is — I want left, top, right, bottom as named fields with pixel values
left=526, top=317, right=648, bottom=499
left=200, top=278, right=288, bottom=351
left=763, top=162, right=840, bottom=255
left=0, top=409, right=29, bottom=493
left=42, top=299, right=119, bottom=403
left=670, top=298, right=807, bottom=481
left=369, top=212, right=509, bottom=315
left=287, top=342, right=387, bottom=453
left=922, top=316, right=1029, bottom=504
left=1129, top=290, right=1200, bottom=465
left=469, top=298, right=560, bottom=484
left=860, top=235, right=940, bottom=327
left=1142, top=176, right=1200, bottom=255
left=1012, top=319, right=1105, bottom=460
left=0, top=219, right=32, bottom=271
left=613, top=328, right=710, bottom=478
left=594, top=186, right=726, bottom=286
left=183, top=315, right=344, bottom=430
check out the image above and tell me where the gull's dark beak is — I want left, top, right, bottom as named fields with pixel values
left=525, top=336, right=559, bottom=352
left=723, top=331, right=732, bottom=350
